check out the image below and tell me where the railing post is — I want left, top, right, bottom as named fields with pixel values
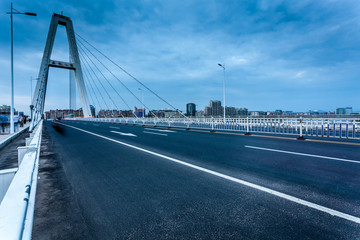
left=297, top=117, right=305, bottom=140
left=186, top=121, right=190, bottom=130
left=245, top=117, right=251, bottom=135
left=210, top=119, right=215, bottom=132
left=353, top=120, right=356, bottom=139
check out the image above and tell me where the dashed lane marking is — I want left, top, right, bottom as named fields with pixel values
left=143, top=131, right=168, bottom=136
left=58, top=122, right=360, bottom=225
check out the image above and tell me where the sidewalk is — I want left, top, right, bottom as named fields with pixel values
left=0, top=122, right=30, bottom=150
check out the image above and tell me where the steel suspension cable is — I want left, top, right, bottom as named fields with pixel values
left=76, top=33, right=188, bottom=119
left=83, top=77, right=96, bottom=111
left=77, top=37, right=158, bottom=119
left=79, top=47, right=127, bottom=118
left=79, top=52, right=111, bottom=113
left=81, top=63, right=103, bottom=115
left=78, top=43, right=134, bottom=118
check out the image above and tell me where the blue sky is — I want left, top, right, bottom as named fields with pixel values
left=0, top=0, right=360, bottom=114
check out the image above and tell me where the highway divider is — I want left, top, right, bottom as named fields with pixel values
left=0, top=120, right=43, bottom=240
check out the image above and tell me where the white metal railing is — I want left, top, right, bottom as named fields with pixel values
left=0, top=120, right=43, bottom=240
left=65, top=117, right=360, bottom=140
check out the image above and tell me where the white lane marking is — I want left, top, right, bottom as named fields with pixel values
left=245, top=145, right=360, bottom=164
left=110, top=130, right=137, bottom=137
left=144, top=128, right=177, bottom=133
left=109, top=126, right=120, bottom=129
left=58, top=122, right=360, bottom=224
left=143, top=131, right=168, bottom=136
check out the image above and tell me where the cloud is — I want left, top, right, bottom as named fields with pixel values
left=0, top=0, right=360, bottom=113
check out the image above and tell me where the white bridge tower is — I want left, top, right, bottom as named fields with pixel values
left=31, top=13, right=91, bottom=129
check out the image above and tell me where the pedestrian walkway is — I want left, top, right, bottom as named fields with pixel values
left=0, top=122, right=30, bottom=149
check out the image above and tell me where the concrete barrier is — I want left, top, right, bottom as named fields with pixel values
left=0, top=121, right=42, bottom=240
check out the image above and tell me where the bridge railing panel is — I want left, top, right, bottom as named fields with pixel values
left=64, top=117, right=360, bottom=140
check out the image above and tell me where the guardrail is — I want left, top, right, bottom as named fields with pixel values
left=0, top=120, right=43, bottom=240
left=66, top=117, right=360, bottom=140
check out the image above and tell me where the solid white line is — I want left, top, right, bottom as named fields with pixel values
left=109, top=126, right=120, bottom=129
left=144, top=128, right=177, bottom=133
left=58, top=122, right=360, bottom=224
left=245, top=145, right=360, bottom=164
left=110, top=131, right=137, bottom=137
left=143, top=131, right=168, bottom=136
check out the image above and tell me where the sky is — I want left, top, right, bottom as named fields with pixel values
left=0, top=0, right=360, bottom=115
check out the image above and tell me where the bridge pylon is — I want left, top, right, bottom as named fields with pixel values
left=31, top=13, right=92, bottom=130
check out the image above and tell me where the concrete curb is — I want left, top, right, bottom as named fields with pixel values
left=0, top=126, right=30, bottom=151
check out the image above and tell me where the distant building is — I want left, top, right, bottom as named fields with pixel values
left=225, top=106, right=237, bottom=116
left=186, top=103, right=196, bottom=116
left=0, top=105, right=10, bottom=115
left=274, top=110, right=283, bottom=116
left=204, top=106, right=212, bottom=116
left=90, top=105, right=96, bottom=117
left=204, top=100, right=222, bottom=116
left=150, top=110, right=165, bottom=118
left=98, top=109, right=118, bottom=118
left=164, top=110, right=182, bottom=118
left=120, top=110, right=133, bottom=117
left=148, top=109, right=182, bottom=118
left=336, top=107, right=352, bottom=115
left=45, top=109, right=83, bottom=119
left=135, top=107, right=146, bottom=118
left=195, top=110, right=204, bottom=117
left=250, top=111, right=266, bottom=116
left=0, top=105, right=18, bottom=115
left=210, top=100, right=222, bottom=116
left=237, top=108, right=248, bottom=116
left=309, top=110, right=320, bottom=115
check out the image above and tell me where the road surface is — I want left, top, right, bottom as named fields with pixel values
left=33, top=120, right=360, bottom=239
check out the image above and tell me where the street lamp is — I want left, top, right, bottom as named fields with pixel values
left=138, top=88, right=144, bottom=119
left=218, top=63, right=226, bottom=123
left=7, top=2, right=37, bottom=133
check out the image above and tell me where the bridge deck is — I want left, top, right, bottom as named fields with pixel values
left=32, top=120, right=360, bottom=239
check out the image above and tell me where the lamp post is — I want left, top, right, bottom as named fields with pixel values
left=7, top=2, right=37, bottom=133
left=218, top=63, right=226, bottom=123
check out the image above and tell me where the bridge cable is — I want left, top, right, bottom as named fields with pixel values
left=78, top=43, right=134, bottom=118
left=76, top=33, right=187, bottom=119
left=78, top=38, right=155, bottom=118
left=81, top=61, right=104, bottom=115
left=79, top=53, right=112, bottom=115
left=80, top=53, right=122, bottom=118
left=77, top=38, right=157, bottom=118
left=79, top=46, right=128, bottom=118
left=83, top=76, right=97, bottom=112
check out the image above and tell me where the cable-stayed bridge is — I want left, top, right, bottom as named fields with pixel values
left=0, top=13, right=359, bottom=239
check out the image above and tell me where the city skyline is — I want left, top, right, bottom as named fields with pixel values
left=39, top=100, right=357, bottom=118
left=1, top=0, right=360, bottom=115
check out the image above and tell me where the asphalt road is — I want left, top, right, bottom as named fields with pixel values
left=33, top=120, right=360, bottom=239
